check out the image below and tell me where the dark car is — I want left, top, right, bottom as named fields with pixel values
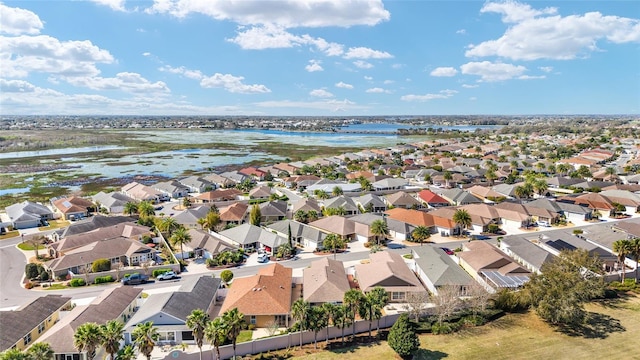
left=440, top=247, right=455, bottom=255
left=121, top=273, right=149, bottom=285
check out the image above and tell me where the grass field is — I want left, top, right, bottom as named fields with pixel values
left=285, top=293, right=640, bottom=360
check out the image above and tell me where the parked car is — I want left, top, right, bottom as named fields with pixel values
left=156, top=271, right=177, bottom=281
left=538, top=221, right=551, bottom=227
left=440, top=247, right=455, bottom=255
left=257, top=253, right=269, bottom=263
left=121, top=273, right=149, bottom=285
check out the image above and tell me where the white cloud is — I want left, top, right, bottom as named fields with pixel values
left=0, top=35, right=114, bottom=78
left=467, top=2, right=640, bottom=60
left=456, top=29, right=466, bottom=34
left=462, top=84, right=479, bottom=88
left=430, top=67, right=458, bottom=77
left=0, top=4, right=43, bottom=35
left=364, top=76, right=373, bottom=81
left=227, top=25, right=345, bottom=56
left=0, top=78, right=37, bottom=92
left=90, top=0, right=127, bottom=12
left=145, top=0, right=390, bottom=28
left=254, top=98, right=365, bottom=112
left=344, top=47, right=393, bottom=59
left=518, top=75, right=545, bottom=80
left=159, top=65, right=204, bottom=80
left=366, top=87, right=387, bottom=93
left=539, top=66, right=553, bottom=73
left=200, top=73, right=271, bottom=94
left=383, top=80, right=394, bottom=84
left=310, top=88, right=334, bottom=98
left=470, top=97, right=477, bottom=101
left=305, top=60, right=324, bottom=72
left=142, top=52, right=151, bottom=57
left=460, top=61, right=527, bottom=82
left=335, top=81, right=353, bottom=89
left=401, top=89, right=457, bottom=102
left=353, top=60, right=373, bottom=69
left=64, top=72, right=170, bottom=94
left=391, top=63, right=404, bottom=69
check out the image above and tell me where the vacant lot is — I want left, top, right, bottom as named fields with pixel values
left=287, top=293, right=640, bottom=360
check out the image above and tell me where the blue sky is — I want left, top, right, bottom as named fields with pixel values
left=1, top=0, right=639, bottom=116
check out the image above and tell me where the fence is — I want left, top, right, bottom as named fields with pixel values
left=160, top=314, right=401, bottom=360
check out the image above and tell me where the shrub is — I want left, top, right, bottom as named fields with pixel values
left=94, top=275, right=114, bottom=284
left=25, top=263, right=41, bottom=280
left=205, top=258, right=217, bottom=267
left=152, top=268, right=172, bottom=278
left=247, top=324, right=256, bottom=331
left=70, top=278, right=86, bottom=287
left=25, top=281, right=35, bottom=289
left=91, top=258, right=111, bottom=273
left=39, top=270, right=50, bottom=281
left=461, top=314, right=486, bottom=327
left=141, top=235, right=153, bottom=244
left=220, top=270, right=234, bottom=284
left=388, top=314, right=420, bottom=358
left=431, top=322, right=460, bottom=334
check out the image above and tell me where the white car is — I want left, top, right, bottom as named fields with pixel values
left=538, top=221, right=551, bottom=227
left=257, top=254, right=269, bottom=263
left=157, top=271, right=178, bottom=281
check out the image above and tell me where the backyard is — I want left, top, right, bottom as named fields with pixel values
left=255, top=293, right=640, bottom=360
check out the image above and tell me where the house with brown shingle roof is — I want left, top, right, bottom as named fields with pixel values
left=354, top=251, right=425, bottom=302
left=220, top=263, right=293, bottom=328
left=308, top=215, right=356, bottom=241
left=0, top=295, right=72, bottom=351
left=385, top=191, right=423, bottom=209
left=219, top=202, right=248, bottom=226
left=195, top=189, right=242, bottom=203
left=52, top=196, right=94, bottom=221
left=384, top=208, right=434, bottom=228
left=303, top=258, right=351, bottom=306
left=458, top=241, right=530, bottom=291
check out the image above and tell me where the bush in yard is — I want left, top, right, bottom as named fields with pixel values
left=25, top=281, right=35, bottom=289
left=220, top=270, right=234, bottom=285
left=25, top=263, right=41, bottom=280
left=70, top=278, right=86, bottom=287
left=431, top=321, right=460, bottom=334
left=152, top=268, right=172, bottom=278
left=91, top=258, right=111, bottom=273
left=94, top=275, right=114, bottom=284
left=388, top=314, right=420, bottom=359
left=38, top=269, right=50, bottom=281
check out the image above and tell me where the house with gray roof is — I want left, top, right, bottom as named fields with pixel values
left=303, top=258, right=351, bottom=305
left=349, top=213, right=415, bottom=242
left=219, top=171, right=248, bottom=184
left=153, top=180, right=190, bottom=199
left=172, top=205, right=211, bottom=229
left=385, top=191, right=423, bottom=209
left=124, top=275, right=221, bottom=345
left=266, top=219, right=326, bottom=250
left=53, top=215, right=137, bottom=241
left=499, top=236, right=555, bottom=274
left=410, top=246, right=475, bottom=296
left=372, top=177, right=407, bottom=191
left=217, top=223, right=286, bottom=254
left=258, top=200, right=288, bottom=224
left=5, top=201, right=54, bottom=229
left=92, top=191, right=134, bottom=214
left=436, top=188, right=482, bottom=206
left=354, top=251, right=425, bottom=302
left=355, top=194, right=386, bottom=213
left=179, top=176, right=214, bottom=194
left=323, top=195, right=359, bottom=216
left=184, top=229, right=237, bottom=259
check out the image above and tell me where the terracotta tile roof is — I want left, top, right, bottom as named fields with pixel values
left=220, top=263, right=293, bottom=315
left=417, top=190, right=450, bottom=204
left=384, top=208, right=434, bottom=227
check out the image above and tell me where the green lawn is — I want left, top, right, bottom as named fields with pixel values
left=39, top=220, right=70, bottom=231
left=289, top=293, right=640, bottom=360
left=237, top=330, right=253, bottom=343
left=0, top=231, right=20, bottom=240
left=17, top=243, right=46, bottom=251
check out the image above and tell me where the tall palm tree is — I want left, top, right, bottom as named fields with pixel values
left=485, top=170, right=497, bottom=185
left=204, top=317, right=227, bottom=360
left=186, top=309, right=209, bottom=360
left=557, top=163, right=570, bottom=176
left=630, top=237, right=640, bottom=283
left=138, top=201, right=155, bottom=218
left=156, top=217, right=180, bottom=237
left=411, top=226, right=431, bottom=246
left=131, top=321, right=159, bottom=360
left=332, top=186, right=343, bottom=197
left=115, top=345, right=135, bottom=360
left=123, top=202, right=138, bottom=216
left=452, top=209, right=472, bottom=237
left=101, top=320, right=124, bottom=360
left=74, top=322, right=103, bottom=360
left=291, top=299, right=311, bottom=348
left=203, top=211, right=221, bottom=232
left=443, top=171, right=453, bottom=188
left=367, top=286, right=389, bottom=334
left=343, top=289, right=364, bottom=339
left=613, top=239, right=632, bottom=282
left=170, top=227, right=191, bottom=261
left=222, top=308, right=246, bottom=360
left=0, top=348, right=29, bottom=360
left=357, top=296, right=374, bottom=339
left=321, top=302, right=339, bottom=345
left=323, top=233, right=344, bottom=260
left=370, top=219, right=389, bottom=246
left=332, top=305, right=350, bottom=345
left=27, top=342, right=54, bottom=360
left=307, top=306, right=327, bottom=349
left=533, top=179, right=548, bottom=197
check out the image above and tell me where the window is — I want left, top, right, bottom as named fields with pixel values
left=159, top=332, right=175, bottom=342
left=23, top=333, right=32, bottom=346
left=391, top=292, right=405, bottom=301
left=38, top=322, right=46, bottom=333
left=250, top=315, right=256, bottom=325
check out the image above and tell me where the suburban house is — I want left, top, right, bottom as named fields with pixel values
left=436, top=188, right=482, bottom=206
left=219, top=263, right=294, bottom=328
left=291, top=198, right=322, bottom=214
left=194, top=189, right=242, bottom=204
left=239, top=166, right=268, bottom=181
left=354, top=251, right=425, bottom=302
left=92, top=192, right=134, bottom=214
left=219, top=202, right=249, bottom=227
left=384, top=191, right=423, bottom=209
left=124, top=276, right=221, bottom=345
left=308, top=216, right=357, bottom=242
left=258, top=200, right=288, bottom=224
left=306, top=182, right=362, bottom=195
left=466, top=185, right=506, bottom=203
left=37, top=287, right=142, bottom=360
left=0, top=295, right=72, bottom=351
left=410, top=246, right=475, bottom=296
left=284, top=175, right=322, bottom=189
left=51, top=215, right=137, bottom=241
left=219, top=171, right=248, bottom=184
left=355, top=194, right=387, bottom=213
left=499, top=236, right=556, bottom=274
left=202, top=173, right=235, bottom=189
left=322, top=196, right=359, bottom=216
left=600, top=190, right=640, bottom=214
left=121, top=182, right=166, bottom=203
left=179, top=176, right=214, bottom=193
left=183, top=229, right=237, bottom=259
left=372, top=178, right=407, bottom=191
left=266, top=219, right=326, bottom=250
left=173, top=206, right=211, bottom=229
left=52, top=196, right=94, bottom=221
left=153, top=180, right=190, bottom=199
left=350, top=213, right=415, bottom=242
left=249, top=185, right=272, bottom=199
left=303, top=258, right=351, bottom=306
left=384, top=208, right=434, bottom=232
left=457, top=241, right=531, bottom=291
left=5, top=201, right=54, bottom=229
left=216, top=223, right=286, bottom=254
left=417, top=190, right=450, bottom=208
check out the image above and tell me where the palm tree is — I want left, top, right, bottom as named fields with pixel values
left=630, top=237, right=640, bottom=283
left=291, top=299, right=311, bottom=348
left=307, top=306, right=327, bottom=349
left=170, top=227, right=191, bottom=261
left=101, top=320, right=125, bottom=360
left=203, top=211, right=221, bottom=232
left=74, top=322, right=103, bottom=360
left=0, top=348, right=29, bottom=360
left=294, top=210, right=309, bottom=224
left=452, top=209, right=472, bottom=237
left=370, top=219, right=389, bottom=246
left=332, top=305, right=351, bottom=345
left=533, top=179, right=548, bottom=197
left=323, top=233, right=344, bottom=259
left=182, top=196, right=192, bottom=209
left=204, top=317, right=226, bottom=360
left=123, top=202, right=138, bottom=216
left=343, top=289, right=364, bottom=339
left=249, top=204, right=261, bottom=226
left=156, top=217, right=180, bottom=237
left=605, top=166, right=618, bottom=182
left=221, top=308, right=246, bottom=360
left=27, top=342, right=54, bottom=360
left=321, top=302, right=339, bottom=345
left=332, top=186, right=343, bottom=197
left=557, top=163, right=570, bottom=176
left=186, top=309, right=210, bottom=360
left=138, top=201, right=155, bottom=218
left=196, top=217, right=206, bottom=230
left=315, top=190, right=329, bottom=200
left=443, top=171, right=453, bottom=188
left=485, top=170, right=497, bottom=185
left=367, top=286, right=389, bottom=334
left=411, top=226, right=431, bottom=246
left=132, top=321, right=159, bottom=360
left=115, top=345, right=135, bottom=360
left=613, top=239, right=632, bottom=282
